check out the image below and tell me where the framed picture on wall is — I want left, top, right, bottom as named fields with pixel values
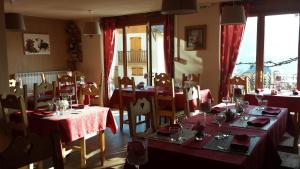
left=23, top=33, right=50, bottom=55
left=185, top=25, right=207, bottom=50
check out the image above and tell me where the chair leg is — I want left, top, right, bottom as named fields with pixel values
left=99, top=131, right=106, bottom=166
left=80, top=138, right=87, bottom=168
left=120, top=109, right=124, bottom=131
left=156, top=114, right=161, bottom=128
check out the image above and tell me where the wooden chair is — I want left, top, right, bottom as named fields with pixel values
left=72, top=70, right=85, bottom=83
left=118, top=76, right=136, bottom=131
left=33, top=81, right=56, bottom=109
left=79, top=82, right=102, bottom=106
left=128, top=97, right=157, bottom=137
left=229, top=76, right=249, bottom=99
left=182, top=73, right=200, bottom=88
left=0, top=131, right=64, bottom=169
left=0, top=94, right=28, bottom=136
left=183, top=85, right=201, bottom=117
left=9, top=82, right=28, bottom=106
left=57, top=74, right=78, bottom=103
left=154, top=74, right=184, bottom=128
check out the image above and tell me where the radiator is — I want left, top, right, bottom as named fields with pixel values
left=14, top=70, right=71, bottom=92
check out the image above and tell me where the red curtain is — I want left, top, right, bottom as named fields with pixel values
left=163, top=15, right=175, bottom=77
left=101, top=18, right=116, bottom=106
left=218, top=24, right=245, bottom=102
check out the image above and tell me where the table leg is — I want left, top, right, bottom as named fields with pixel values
left=99, top=131, right=105, bottom=166
left=80, top=137, right=87, bottom=168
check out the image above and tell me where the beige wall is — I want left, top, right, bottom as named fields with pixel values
left=175, top=3, right=220, bottom=101
left=76, top=20, right=103, bottom=83
left=6, top=16, right=69, bottom=74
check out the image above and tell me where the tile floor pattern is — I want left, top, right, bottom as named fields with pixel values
left=40, top=110, right=300, bottom=169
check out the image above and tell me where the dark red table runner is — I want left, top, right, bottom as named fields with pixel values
left=124, top=106, right=289, bottom=169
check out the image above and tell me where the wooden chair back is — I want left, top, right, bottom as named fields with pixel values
left=9, top=82, right=28, bottom=105
left=183, top=85, right=201, bottom=117
left=0, top=131, right=64, bottom=169
left=0, top=94, right=28, bottom=135
left=118, top=76, right=136, bottom=131
left=33, top=81, right=56, bottom=109
left=79, top=82, right=102, bottom=106
left=229, top=76, right=249, bottom=99
left=72, top=71, right=85, bottom=83
left=57, top=74, right=77, bottom=103
left=154, top=75, right=177, bottom=127
left=182, top=73, right=200, bottom=88
left=128, top=97, right=157, bottom=137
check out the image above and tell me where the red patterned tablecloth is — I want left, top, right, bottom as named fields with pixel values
left=109, top=87, right=213, bottom=110
left=125, top=105, right=288, bottom=169
left=29, top=106, right=118, bottom=143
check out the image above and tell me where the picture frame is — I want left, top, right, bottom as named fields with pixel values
left=185, top=25, right=207, bottom=50
left=23, top=33, right=50, bottom=55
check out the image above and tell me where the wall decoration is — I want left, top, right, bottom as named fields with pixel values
left=66, top=21, right=82, bottom=70
left=23, top=33, right=50, bottom=55
left=185, top=25, right=207, bottom=50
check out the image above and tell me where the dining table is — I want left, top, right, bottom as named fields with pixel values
left=109, top=86, right=213, bottom=110
left=28, top=105, right=118, bottom=167
left=124, top=104, right=291, bottom=169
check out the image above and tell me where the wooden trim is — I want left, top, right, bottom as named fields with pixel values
left=249, top=0, right=300, bottom=16
left=298, top=16, right=300, bottom=90
left=122, top=27, right=127, bottom=76
left=256, top=15, right=265, bottom=89
left=147, top=22, right=152, bottom=86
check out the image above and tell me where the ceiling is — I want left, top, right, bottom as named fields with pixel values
left=4, top=0, right=231, bottom=20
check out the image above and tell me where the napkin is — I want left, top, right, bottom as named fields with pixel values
left=72, top=104, right=85, bottom=109
left=210, top=107, right=226, bottom=114
left=230, top=134, right=250, bottom=152
left=31, top=110, right=54, bottom=117
left=247, top=117, right=270, bottom=127
left=127, top=141, right=146, bottom=156
left=262, top=107, right=281, bottom=115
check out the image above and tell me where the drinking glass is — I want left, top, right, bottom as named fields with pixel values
left=127, top=137, right=148, bottom=169
left=214, top=113, right=226, bottom=139
left=176, top=116, right=187, bottom=142
left=255, top=92, right=264, bottom=110
left=241, top=101, right=250, bottom=120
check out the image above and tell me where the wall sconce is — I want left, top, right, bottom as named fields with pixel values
left=220, top=5, right=246, bottom=25
left=161, top=0, right=197, bottom=15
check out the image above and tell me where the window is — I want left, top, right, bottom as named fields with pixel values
left=233, top=17, right=258, bottom=91
left=233, top=14, right=300, bottom=91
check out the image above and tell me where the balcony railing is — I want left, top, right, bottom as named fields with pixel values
left=118, top=50, right=147, bottom=64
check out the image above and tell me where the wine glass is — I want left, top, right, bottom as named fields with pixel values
left=127, top=137, right=148, bottom=169
left=52, top=97, right=60, bottom=115
left=214, top=113, right=226, bottom=139
left=176, top=116, right=187, bottom=142
left=222, top=96, right=231, bottom=111
left=255, top=92, right=264, bottom=110
left=241, top=101, right=250, bottom=120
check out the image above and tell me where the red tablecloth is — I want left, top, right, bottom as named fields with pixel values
left=109, top=87, right=213, bottom=110
left=29, top=106, right=118, bottom=143
left=125, top=105, right=288, bottom=169
left=245, top=93, right=300, bottom=112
